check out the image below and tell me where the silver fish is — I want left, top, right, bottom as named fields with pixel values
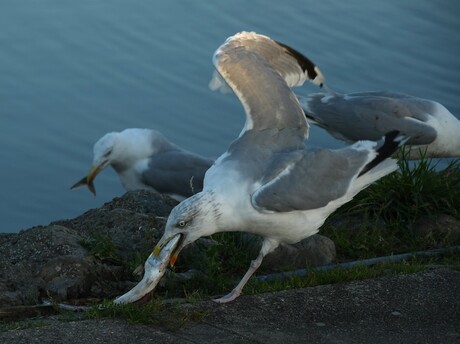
left=113, top=234, right=180, bottom=304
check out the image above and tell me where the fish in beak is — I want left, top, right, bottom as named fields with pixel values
left=70, top=164, right=105, bottom=196
left=114, top=234, right=181, bottom=304
left=154, top=233, right=185, bottom=268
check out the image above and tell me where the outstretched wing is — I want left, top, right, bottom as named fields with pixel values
left=210, top=31, right=324, bottom=93
left=212, top=31, right=308, bottom=137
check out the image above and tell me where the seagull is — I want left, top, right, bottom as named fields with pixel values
left=151, top=32, right=406, bottom=303
left=71, top=128, right=213, bottom=201
left=299, top=91, right=460, bottom=159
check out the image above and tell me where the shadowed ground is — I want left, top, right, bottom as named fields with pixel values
left=1, top=268, right=458, bottom=343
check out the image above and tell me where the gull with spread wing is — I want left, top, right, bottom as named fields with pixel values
left=119, top=32, right=406, bottom=304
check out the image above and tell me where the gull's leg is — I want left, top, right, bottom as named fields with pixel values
left=213, top=238, right=279, bottom=304
left=213, top=251, right=264, bottom=303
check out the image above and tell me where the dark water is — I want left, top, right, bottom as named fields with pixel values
left=1, top=1, right=459, bottom=233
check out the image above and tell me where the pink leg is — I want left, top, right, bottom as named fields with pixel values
left=213, top=251, right=265, bottom=303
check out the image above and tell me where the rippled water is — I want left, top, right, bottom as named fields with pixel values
left=1, top=1, right=459, bottom=233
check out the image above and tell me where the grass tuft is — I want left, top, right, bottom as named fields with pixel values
left=85, top=298, right=207, bottom=328
left=336, top=150, right=459, bottom=226
left=79, top=234, right=121, bottom=264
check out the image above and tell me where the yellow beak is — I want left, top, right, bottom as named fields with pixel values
left=153, top=244, right=162, bottom=257
left=153, top=234, right=183, bottom=267
left=71, top=163, right=105, bottom=196
left=87, top=164, right=103, bottom=184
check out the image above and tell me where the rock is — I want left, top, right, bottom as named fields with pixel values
left=160, top=269, right=206, bottom=289
left=53, top=190, right=178, bottom=259
left=413, top=214, right=460, bottom=245
left=0, top=191, right=177, bottom=307
left=0, top=264, right=43, bottom=307
left=0, top=225, right=79, bottom=306
left=262, top=234, right=336, bottom=271
left=39, top=255, right=94, bottom=300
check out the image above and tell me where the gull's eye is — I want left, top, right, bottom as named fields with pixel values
left=178, top=220, right=186, bottom=228
left=103, top=149, right=112, bottom=158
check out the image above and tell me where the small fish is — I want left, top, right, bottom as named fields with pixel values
left=70, top=176, right=96, bottom=196
left=113, top=234, right=181, bottom=304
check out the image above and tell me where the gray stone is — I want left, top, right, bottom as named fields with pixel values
left=0, top=191, right=177, bottom=307
left=413, top=214, right=460, bottom=244
left=262, top=234, right=336, bottom=271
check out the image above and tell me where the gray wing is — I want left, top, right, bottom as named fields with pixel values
left=299, top=92, right=438, bottom=145
left=210, top=31, right=324, bottom=92
left=212, top=32, right=308, bottom=137
left=252, top=147, right=371, bottom=212
left=141, top=150, right=213, bottom=198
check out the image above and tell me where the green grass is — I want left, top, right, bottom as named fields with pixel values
left=171, top=233, right=260, bottom=296
left=249, top=260, right=423, bottom=295
left=0, top=320, right=49, bottom=332
left=182, top=252, right=459, bottom=300
left=321, top=153, right=460, bottom=261
left=335, top=151, right=460, bottom=227
left=85, top=298, right=207, bottom=328
left=79, top=234, right=121, bottom=264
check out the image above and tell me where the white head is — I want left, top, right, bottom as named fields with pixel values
left=153, top=191, right=222, bottom=266
left=91, top=132, right=118, bottom=172
left=92, top=128, right=165, bottom=173
left=71, top=128, right=170, bottom=195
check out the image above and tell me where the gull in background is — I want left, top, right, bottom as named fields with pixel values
left=298, top=90, right=460, bottom=159
left=71, top=128, right=213, bottom=201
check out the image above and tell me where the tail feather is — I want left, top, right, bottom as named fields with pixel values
left=358, top=131, right=407, bottom=177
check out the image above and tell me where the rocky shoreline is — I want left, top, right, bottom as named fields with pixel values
left=0, top=190, right=336, bottom=310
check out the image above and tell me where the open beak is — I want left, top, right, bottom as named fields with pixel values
left=154, top=233, right=185, bottom=267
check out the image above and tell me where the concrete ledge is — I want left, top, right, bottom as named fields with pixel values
left=1, top=268, right=459, bottom=343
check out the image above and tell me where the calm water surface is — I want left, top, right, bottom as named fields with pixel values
left=1, top=1, right=459, bottom=233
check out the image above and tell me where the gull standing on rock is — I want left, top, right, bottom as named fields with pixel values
left=71, top=128, right=213, bottom=201
left=117, top=32, right=406, bottom=305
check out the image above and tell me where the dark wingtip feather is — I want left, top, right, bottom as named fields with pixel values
left=358, top=130, right=406, bottom=177
left=274, top=40, right=320, bottom=82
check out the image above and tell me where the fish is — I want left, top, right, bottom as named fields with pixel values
left=113, top=234, right=181, bottom=304
left=70, top=176, right=97, bottom=196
